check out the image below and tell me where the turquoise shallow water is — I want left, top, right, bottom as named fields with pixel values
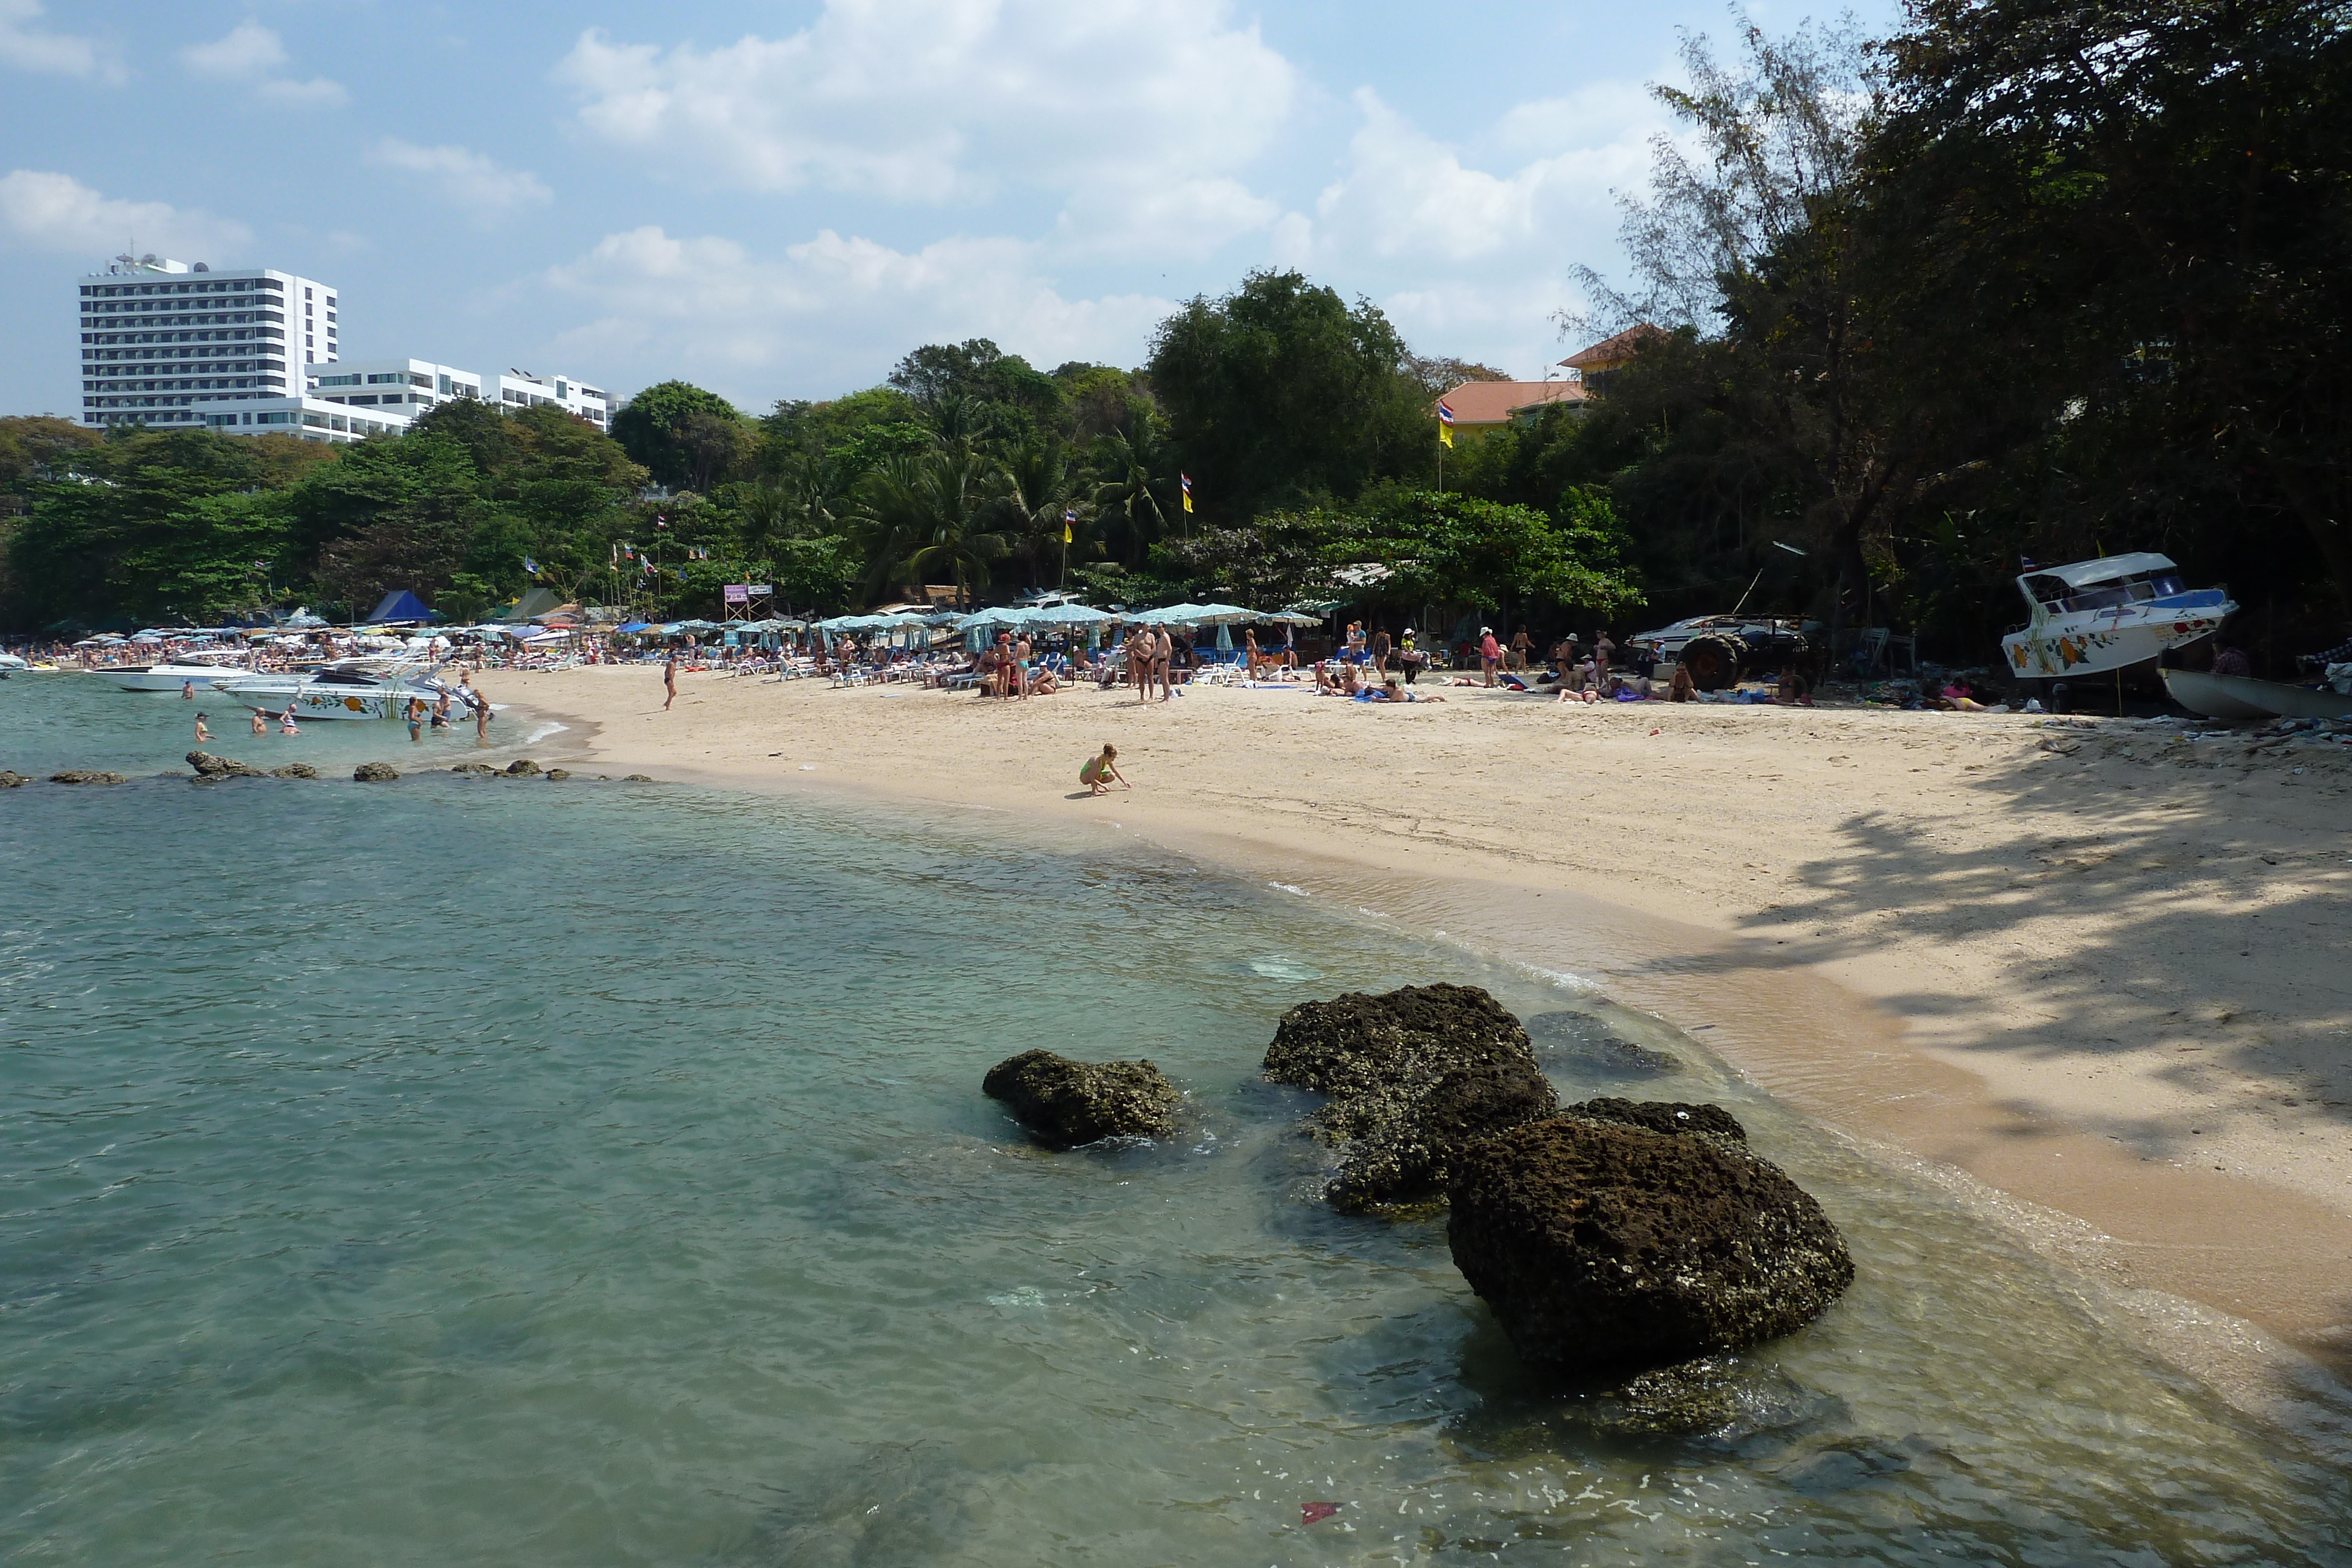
left=4, top=676, right=2351, bottom=1565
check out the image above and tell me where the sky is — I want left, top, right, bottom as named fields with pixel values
left=0, top=0, right=1903, bottom=419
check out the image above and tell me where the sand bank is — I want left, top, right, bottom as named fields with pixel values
left=503, top=664, right=2352, bottom=1382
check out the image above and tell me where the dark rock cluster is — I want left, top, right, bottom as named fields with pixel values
left=1262, top=983, right=1558, bottom=1212
left=353, top=762, right=400, bottom=782
left=983, top=1049, right=1180, bottom=1149
left=188, top=750, right=266, bottom=779
left=49, top=770, right=125, bottom=785
left=0, top=770, right=27, bottom=788
left=269, top=763, right=318, bottom=780
left=505, top=758, right=542, bottom=776
left=1446, top=1111, right=1853, bottom=1375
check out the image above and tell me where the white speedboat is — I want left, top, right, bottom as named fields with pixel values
left=93, top=658, right=254, bottom=693
left=2000, top=553, right=2233, bottom=679
left=215, top=659, right=481, bottom=721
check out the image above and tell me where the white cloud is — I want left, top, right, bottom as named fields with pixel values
left=181, top=19, right=345, bottom=107
left=0, top=169, right=250, bottom=259
left=370, top=139, right=550, bottom=218
left=257, top=76, right=348, bottom=108
left=179, top=19, right=286, bottom=78
left=542, top=223, right=1172, bottom=403
left=556, top=1, right=1295, bottom=250
left=0, top=0, right=117, bottom=82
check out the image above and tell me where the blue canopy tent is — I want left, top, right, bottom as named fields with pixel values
left=366, top=590, right=439, bottom=625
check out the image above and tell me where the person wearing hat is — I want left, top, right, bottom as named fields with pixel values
left=1398, top=626, right=1422, bottom=684
left=1478, top=626, right=1502, bottom=687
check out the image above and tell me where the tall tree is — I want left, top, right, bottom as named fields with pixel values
left=610, top=380, right=746, bottom=492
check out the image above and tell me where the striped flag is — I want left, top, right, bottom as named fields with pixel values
left=1180, top=473, right=1193, bottom=514
left=1436, top=399, right=1456, bottom=449
left=1062, top=507, right=1075, bottom=544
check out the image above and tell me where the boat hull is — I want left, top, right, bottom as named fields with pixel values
left=2163, top=667, right=2352, bottom=721
left=95, top=665, right=251, bottom=693
left=2002, top=603, right=2230, bottom=679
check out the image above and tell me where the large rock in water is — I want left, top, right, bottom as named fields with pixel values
left=1448, top=1113, right=1853, bottom=1374
left=353, top=761, right=400, bottom=783
left=983, top=1050, right=1180, bottom=1149
left=1264, top=984, right=1558, bottom=1212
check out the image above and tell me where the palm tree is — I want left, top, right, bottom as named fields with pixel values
left=994, top=436, right=1090, bottom=589
left=853, top=449, right=1010, bottom=607
left=1090, top=414, right=1177, bottom=569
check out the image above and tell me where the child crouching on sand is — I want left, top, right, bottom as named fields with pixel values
left=1080, top=744, right=1130, bottom=795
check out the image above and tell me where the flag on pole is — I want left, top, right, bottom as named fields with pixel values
left=1436, top=400, right=1456, bottom=449
left=1062, top=507, right=1075, bottom=544
left=654, top=515, right=667, bottom=530
left=523, top=555, right=539, bottom=576
left=1180, top=473, right=1193, bottom=514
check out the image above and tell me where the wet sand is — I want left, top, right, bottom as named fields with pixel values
left=500, top=664, right=2352, bottom=1388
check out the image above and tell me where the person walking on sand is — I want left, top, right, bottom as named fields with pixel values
left=1154, top=627, right=1174, bottom=701
left=1369, top=625, right=1391, bottom=678
left=663, top=651, right=679, bottom=711
left=193, top=712, right=212, bottom=743
left=1080, top=743, right=1130, bottom=795
left=1479, top=626, right=1502, bottom=687
left=1510, top=626, right=1533, bottom=671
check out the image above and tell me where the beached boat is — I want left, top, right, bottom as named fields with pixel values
left=2000, top=553, right=2233, bottom=679
left=2161, top=667, right=2352, bottom=721
left=92, top=658, right=254, bottom=693
left=214, top=659, right=479, bottom=721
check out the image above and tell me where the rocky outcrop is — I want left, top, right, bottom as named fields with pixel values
left=0, top=770, right=27, bottom=788
left=545, top=767, right=570, bottom=781
left=1565, top=1096, right=1745, bottom=1142
left=49, top=770, right=126, bottom=784
left=353, top=761, right=400, bottom=783
left=622, top=774, right=653, bottom=783
left=188, top=750, right=266, bottom=779
left=1447, top=1114, right=1852, bottom=1375
left=505, top=758, right=542, bottom=776
left=269, top=763, right=319, bottom=780
left=1264, top=984, right=1559, bottom=1213
left=983, top=1049, right=1180, bottom=1149
left=450, top=762, right=499, bottom=776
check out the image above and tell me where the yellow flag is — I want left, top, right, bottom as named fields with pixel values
left=1437, top=399, right=1456, bottom=447
left=1062, top=522, right=1073, bottom=544
left=1438, top=423, right=1453, bottom=449
left=1180, top=473, right=1194, bottom=513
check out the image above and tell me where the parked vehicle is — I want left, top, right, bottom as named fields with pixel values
left=2000, top=553, right=2232, bottom=680
left=1623, top=614, right=1816, bottom=692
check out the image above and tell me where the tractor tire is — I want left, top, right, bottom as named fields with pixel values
left=1679, top=636, right=1746, bottom=692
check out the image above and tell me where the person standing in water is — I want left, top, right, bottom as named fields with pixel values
left=472, top=687, right=490, bottom=743
left=193, top=712, right=212, bottom=742
left=181, top=679, right=195, bottom=700
left=249, top=709, right=268, bottom=736
left=406, top=696, right=426, bottom=743
left=279, top=703, right=300, bottom=734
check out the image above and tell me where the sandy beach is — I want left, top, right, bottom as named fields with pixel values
left=507, top=663, right=2352, bottom=1386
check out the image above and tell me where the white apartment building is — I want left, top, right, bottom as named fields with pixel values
left=485, top=369, right=612, bottom=429
left=76, top=253, right=338, bottom=429
left=74, top=255, right=611, bottom=445
left=311, top=358, right=483, bottom=415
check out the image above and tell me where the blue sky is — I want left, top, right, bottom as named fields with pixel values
left=0, top=1, right=1901, bottom=417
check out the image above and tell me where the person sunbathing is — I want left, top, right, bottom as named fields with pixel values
left=1557, top=681, right=1599, bottom=703
left=1372, top=677, right=1443, bottom=703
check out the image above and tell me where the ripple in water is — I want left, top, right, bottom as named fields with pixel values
left=1, top=679, right=2346, bottom=1566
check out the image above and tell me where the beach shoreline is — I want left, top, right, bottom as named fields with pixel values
left=499, top=663, right=2352, bottom=1399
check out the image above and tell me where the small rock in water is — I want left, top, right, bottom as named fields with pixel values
left=268, top=763, right=319, bottom=780
left=352, top=762, right=400, bottom=783
left=186, top=750, right=266, bottom=778
left=505, top=758, right=542, bottom=777
left=622, top=774, right=653, bottom=783
left=1523, top=1011, right=1680, bottom=1077
left=1447, top=1115, right=1853, bottom=1375
left=983, top=1049, right=1180, bottom=1148
left=49, top=770, right=127, bottom=785
left=449, top=762, right=499, bottom=776
left=1565, top=1096, right=1746, bottom=1142
left=1263, top=983, right=1557, bottom=1212
left=0, top=770, right=28, bottom=788
left=545, top=767, right=570, bottom=781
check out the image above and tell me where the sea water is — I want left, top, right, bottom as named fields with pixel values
left=4, top=675, right=2350, bottom=1566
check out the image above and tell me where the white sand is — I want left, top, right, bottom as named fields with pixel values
left=503, top=664, right=2352, bottom=1376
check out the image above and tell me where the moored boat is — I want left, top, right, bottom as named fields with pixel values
left=2161, top=667, right=2352, bottom=721
left=2000, top=553, right=2232, bottom=679
left=93, top=658, right=253, bottom=693
left=214, top=658, right=480, bottom=721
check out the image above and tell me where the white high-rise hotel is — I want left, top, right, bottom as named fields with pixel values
left=76, top=253, right=612, bottom=444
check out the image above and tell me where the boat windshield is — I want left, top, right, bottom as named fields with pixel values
left=2034, top=570, right=2189, bottom=613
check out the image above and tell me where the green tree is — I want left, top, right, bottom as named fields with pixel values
left=1088, top=414, right=1178, bottom=569
left=1147, top=269, right=1432, bottom=520
left=853, top=449, right=1010, bottom=607
left=610, top=380, right=747, bottom=491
